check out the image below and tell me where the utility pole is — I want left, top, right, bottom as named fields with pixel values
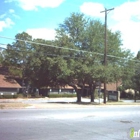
left=100, top=8, right=114, bottom=104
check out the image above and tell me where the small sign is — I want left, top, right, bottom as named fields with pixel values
left=108, top=91, right=118, bottom=101
left=109, top=95, right=117, bottom=100
left=0, top=93, right=3, bottom=95
left=11, top=93, right=14, bottom=95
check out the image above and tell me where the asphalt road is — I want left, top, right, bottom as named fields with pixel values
left=0, top=106, right=140, bottom=140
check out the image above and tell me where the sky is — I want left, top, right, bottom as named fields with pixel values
left=0, top=0, right=140, bottom=56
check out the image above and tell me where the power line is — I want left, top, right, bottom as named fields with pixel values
left=0, top=43, right=7, bottom=46
left=0, top=43, right=137, bottom=62
left=1, top=45, right=139, bottom=65
left=0, top=35, right=92, bottom=53
left=0, top=35, right=139, bottom=63
left=0, top=46, right=94, bottom=60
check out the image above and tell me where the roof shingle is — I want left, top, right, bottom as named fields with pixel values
left=0, top=75, right=21, bottom=88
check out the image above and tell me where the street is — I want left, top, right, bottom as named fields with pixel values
left=0, top=106, right=140, bottom=140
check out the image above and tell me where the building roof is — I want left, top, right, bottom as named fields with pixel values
left=48, top=85, right=74, bottom=89
left=101, top=82, right=122, bottom=91
left=0, top=74, right=21, bottom=88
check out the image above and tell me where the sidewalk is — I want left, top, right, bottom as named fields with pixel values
left=0, top=97, right=140, bottom=104
left=0, top=97, right=140, bottom=109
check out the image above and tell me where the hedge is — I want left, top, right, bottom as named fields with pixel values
left=48, top=94, right=76, bottom=98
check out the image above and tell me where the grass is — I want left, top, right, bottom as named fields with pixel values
left=106, top=101, right=140, bottom=105
left=0, top=104, right=5, bottom=109
left=107, top=100, right=123, bottom=102
left=0, top=102, right=30, bottom=109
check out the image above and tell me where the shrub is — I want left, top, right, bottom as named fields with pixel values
left=17, top=94, right=24, bottom=98
left=48, top=93, right=76, bottom=98
left=0, top=95, right=18, bottom=99
left=0, top=95, right=3, bottom=99
left=17, top=93, right=33, bottom=98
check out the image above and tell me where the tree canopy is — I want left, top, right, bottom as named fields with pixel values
left=1, top=12, right=136, bottom=102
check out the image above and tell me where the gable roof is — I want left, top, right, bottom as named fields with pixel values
left=0, top=66, right=21, bottom=88
left=0, top=74, right=21, bottom=88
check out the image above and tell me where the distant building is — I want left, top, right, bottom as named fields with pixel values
left=0, top=74, right=21, bottom=95
left=0, top=66, right=21, bottom=95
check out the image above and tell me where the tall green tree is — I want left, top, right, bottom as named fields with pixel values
left=120, top=51, right=140, bottom=101
left=3, top=32, right=32, bottom=92
left=55, top=12, right=129, bottom=103
left=0, top=49, right=4, bottom=65
left=2, top=13, right=134, bottom=103
left=24, top=39, right=53, bottom=89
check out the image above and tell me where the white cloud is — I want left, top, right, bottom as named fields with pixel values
left=5, top=0, right=65, bottom=11
left=9, top=9, right=21, bottom=19
left=112, top=0, right=140, bottom=22
left=9, top=9, right=15, bottom=13
left=0, top=21, right=6, bottom=31
left=0, top=18, right=14, bottom=32
left=80, top=1, right=140, bottom=55
left=111, top=20, right=140, bottom=53
left=80, top=2, right=104, bottom=18
left=12, top=14, right=21, bottom=19
left=0, top=14, right=6, bottom=19
left=110, top=0, right=140, bottom=54
left=26, top=28, right=56, bottom=40
left=5, top=18, right=15, bottom=27
left=5, top=0, right=13, bottom=2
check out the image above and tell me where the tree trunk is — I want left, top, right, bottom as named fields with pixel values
left=134, top=90, right=137, bottom=102
left=91, top=87, right=96, bottom=102
left=69, top=84, right=81, bottom=103
left=22, top=79, right=25, bottom=93
left=81, top=85, right=85, bottom=97
left=77, top=91, right=81, bottom=103
left=91, top=91, right=94, bottom=102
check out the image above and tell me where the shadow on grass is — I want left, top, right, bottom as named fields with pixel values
left=46, top=101, right=100, bottom=105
